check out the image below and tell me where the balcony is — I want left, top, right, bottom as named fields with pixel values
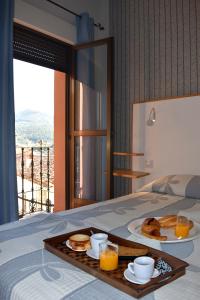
left=16, top=146, right=54, bottom=217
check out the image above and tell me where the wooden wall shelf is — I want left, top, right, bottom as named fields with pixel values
left=113, top=169, right=150, bottom=179
left=113, top=152, right=144, bottom=157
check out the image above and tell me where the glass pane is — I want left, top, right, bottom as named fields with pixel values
left=75, top=45, right=107, bottom=130
left=74, top=136, right=107, bottom=201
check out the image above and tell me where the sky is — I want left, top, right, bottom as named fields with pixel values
left=13, top=59, right=54, bottom=116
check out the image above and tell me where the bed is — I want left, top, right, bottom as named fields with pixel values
left=0, top=175, right=200, bottom=299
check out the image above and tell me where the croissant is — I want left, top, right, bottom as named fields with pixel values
left=158, top=215, right=194, bottom=230
left=158, top=215, right=177, bottom=228
left=141, top=231, right=168, bottom=241
left=141, top=218, right=167, bottom=241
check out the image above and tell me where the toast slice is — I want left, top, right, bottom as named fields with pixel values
left=118, top=245, right=149, bottom=257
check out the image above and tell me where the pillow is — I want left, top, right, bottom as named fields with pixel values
left=138, top=175, right=200, bottom=199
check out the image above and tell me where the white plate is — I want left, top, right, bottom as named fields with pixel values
left=86, top=248, right=99, bottom=260
left=66, top=240, right=88, bottom=252
left=124, top=268, right=160, bottom=285
left=128, top=218, right=200, bottom=243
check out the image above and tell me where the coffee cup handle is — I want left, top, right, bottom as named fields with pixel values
left=128, top=262, right=135, bottom=274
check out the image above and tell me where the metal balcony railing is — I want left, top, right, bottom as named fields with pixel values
left=16, top=146, right=54, bottom=217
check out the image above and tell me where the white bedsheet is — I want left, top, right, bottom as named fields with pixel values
left=0, top=191, right=200, bottom=299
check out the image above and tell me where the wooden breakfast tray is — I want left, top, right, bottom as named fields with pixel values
left=43, top=227, right=189, bottom=298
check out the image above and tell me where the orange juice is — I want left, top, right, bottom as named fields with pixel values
left=175, top=223, right=189, bottom=239
left=100, top=245, right=118, bottom=271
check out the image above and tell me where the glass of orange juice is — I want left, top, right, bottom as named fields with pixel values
left=99, top=242, right=118, bottom=271
left=175, top=216, right=190, bottom=239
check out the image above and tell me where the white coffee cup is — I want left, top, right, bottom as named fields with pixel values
left=90, top=233, right=108, bottom=257
left=128, top=256, right=155, bottom=282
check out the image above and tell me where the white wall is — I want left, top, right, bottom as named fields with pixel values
left=132, top=96, right=200, bottom=191
left=14, top=0, right=109, bottom=44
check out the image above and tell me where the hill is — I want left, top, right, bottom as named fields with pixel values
left=16, top=110, right=53, bottom=146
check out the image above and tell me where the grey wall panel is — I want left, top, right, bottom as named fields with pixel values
left=154, top=0, right=161, bottom=98
left=196, top=0, right=200, bottom=93
left=165, top=0, right=172, bottom=97
left=149, top=0, right=155, bottom=99
left=159, top=0, right=166, bottom=99
left=177, top=0, right=184, bottom=96
left=183, top=0, right=191, bottom=95
left=144, top=0, right=150, bottom=100
left=122, top=0, right=126, bottom=164
left=190, top=0, right=198, bottom=93
left=111, top=0, right=200, bottom=104
left=115, top=0, right=122, bottom=157
left=134, top=0, right=140, bottom=101
left=139, top=0, right=145, bottom=102
left=110, top=0, right=132, bottom=197
left=130, top=0, right=135, bottom=105
left=110, top=0, right=200, bottom=196
left=125, top=0, right=131, bottom=158
left=171, top=0, right=178, bottom=96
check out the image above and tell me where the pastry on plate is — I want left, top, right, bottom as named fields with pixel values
left=158, top=215, right=193, bottom=230
left=141, top=215, right=194, bottom=241
left=68, top=234, right=91, bottom=251
left=141, top=217, right=167, bottom=241
left=158, top=215, right=177, bottom=228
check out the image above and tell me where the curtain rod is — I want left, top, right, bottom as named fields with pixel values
left=45, top=0, right=104, bottom=30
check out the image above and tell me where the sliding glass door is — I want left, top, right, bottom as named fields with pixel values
left=70, top=38, right=112, bottom=208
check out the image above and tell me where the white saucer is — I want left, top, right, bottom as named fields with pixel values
left=66, top=240, right=87, bottom=252
left=124, top=268, right=160, bottom=285
left=86, top=248, right=99, bottom=260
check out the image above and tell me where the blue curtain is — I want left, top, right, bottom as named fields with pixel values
left=76, top=12, right=94, bottom=43
left=76, top=13, right=94, bottom=87
left=0, top=0, right=18, bottom=224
